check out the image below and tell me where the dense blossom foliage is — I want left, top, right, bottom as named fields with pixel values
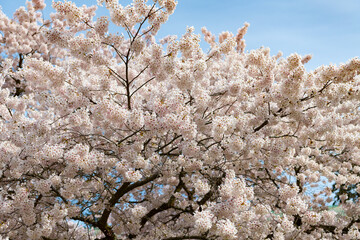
left=1, top=0, right=360, bottom=239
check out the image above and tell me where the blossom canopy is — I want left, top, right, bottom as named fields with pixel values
left=1, top=0, right=360, bottom=239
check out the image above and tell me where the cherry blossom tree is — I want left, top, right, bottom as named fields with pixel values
left=1, top=0, right=360, bottom=239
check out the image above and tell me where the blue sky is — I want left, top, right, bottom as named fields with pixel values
left=1, top=0, right=360, bottom=70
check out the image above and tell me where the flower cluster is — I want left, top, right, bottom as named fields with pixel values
left=194, top=210, right=214, bottom=233
left=52, top=1, right=85, bottom=23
